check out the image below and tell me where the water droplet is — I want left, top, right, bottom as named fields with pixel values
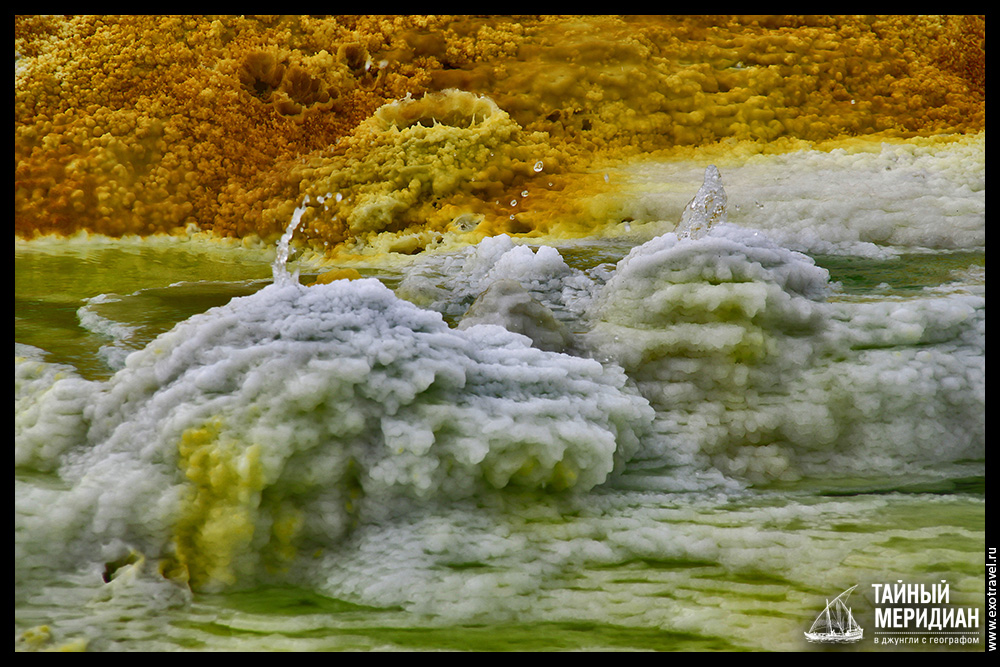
left=533, top=160, right=544, bottom=172
left=521, top=190, right=529, bottom=197
left=510, top=199, right=518, bottom=207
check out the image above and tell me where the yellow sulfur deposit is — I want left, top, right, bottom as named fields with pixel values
left=173, top=419, right=267, bottom=591
left=287, top=89, right=571, bottom=257
left=171, top=418, right=315, bottom=590
left=14, top=15, right=985, bottom=256
left=15, top=625, right=88, bottom=652
left=312, top=266, right=363, bottom=284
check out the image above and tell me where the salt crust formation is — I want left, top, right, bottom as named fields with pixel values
left=16, top=274, right=653, bottom=591
left=15, top=15, right=985, bottom=253
left=603, top=132, right=986, bottom=258
left=587, top=221, right=983, bottom=481
left=402, top=167, right=985, bottom=483
left=15, top=167, right=984, bottom=595
left=12, top=16, right=987, bottom=646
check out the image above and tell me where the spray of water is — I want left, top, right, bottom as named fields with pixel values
left=676, top=165, right=727, bottom=240
left=272, top=196, right=311, bottom=286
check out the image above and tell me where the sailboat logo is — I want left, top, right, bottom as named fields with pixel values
left=804, top=585, right=864, bottom=643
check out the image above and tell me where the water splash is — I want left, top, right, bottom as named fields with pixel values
left=272, top=196, right=310, bottom=286
left=676, top=165, right=727, bottom=240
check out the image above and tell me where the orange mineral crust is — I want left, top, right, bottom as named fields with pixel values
left=14, top=15, right=985, bottom=253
